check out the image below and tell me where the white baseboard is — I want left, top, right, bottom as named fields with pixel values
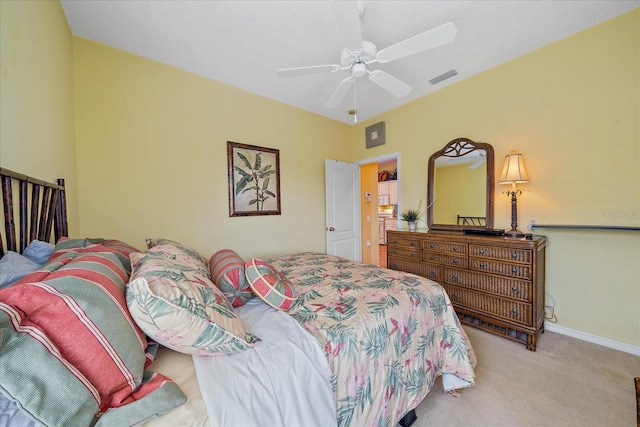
left=544, top=322, right=640, bottom=357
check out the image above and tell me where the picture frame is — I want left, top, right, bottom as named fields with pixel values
left=365, top=121, right=386, bottom=148
left=227, top=141, right=281, bottom=216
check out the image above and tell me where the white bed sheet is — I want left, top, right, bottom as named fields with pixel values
left=193, top=298, right=337, bottom=427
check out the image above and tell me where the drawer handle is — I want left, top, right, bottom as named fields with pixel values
left=451, top=274, right=458, bottom=282
left=510, top=308, right=518, bottom=317
left=410, top=241, right=416, bottom=246
left=391, top=239, right=398, bottom=244
left=511, top=252, right=518, bottom=259
left=511, top=287, right=520, bottom=295
left=410, top=253, right=417, bottom=258
left=430, top=270, right=436, bottom=277
left=451, top=293, right=459, bottom=301
left=453, top=258, right=459, bottom=264
left=512, top=267, right=518, bottom=274
left=479, top=262, right=485, bottom=268
left=392, top=262, right=398, bottom=268
left=392, top=250, right=398, bottom=254
left=479, top=249, right=485, bottom=255
left=429, top=243, right=435, bottom=249
left=429, top=255, right=435, bottom=261
left=453, top=246, right=459, bottom=252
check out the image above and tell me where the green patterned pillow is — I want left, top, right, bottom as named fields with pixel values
left=126, top=252, right=260, bottom=355
left=145, top=238, right=209, bottom=275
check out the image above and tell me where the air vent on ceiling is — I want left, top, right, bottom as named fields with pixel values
left=429, top=69, right=458, bottom=85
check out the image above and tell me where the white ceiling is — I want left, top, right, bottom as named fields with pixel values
left=60, top=1, right=639, bottom=125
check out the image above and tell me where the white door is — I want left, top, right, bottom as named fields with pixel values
left=325, top=159, right=361, bottom=262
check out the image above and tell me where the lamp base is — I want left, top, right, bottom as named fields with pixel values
left=505, top=229, right=525, bottom=239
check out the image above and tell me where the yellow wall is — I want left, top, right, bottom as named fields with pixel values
left=72, top=37, right=350, bottom=259
left=2, top=2, right=638, bottom=347
left=350, top=9, right=640, bottom=346
left=0, top=0, right=79, bottom=236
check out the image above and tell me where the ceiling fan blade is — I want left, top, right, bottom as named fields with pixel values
left=325, top=77, right=354, bottom=109
left=330, top=0, right=363, bottom=53
left=277, top=64, right=341, bottom=78
left=469, top=158, right=486, bottom=169
left=376, top=22, right=457, bottom=64
left=368, top=70, right=412, bottom=98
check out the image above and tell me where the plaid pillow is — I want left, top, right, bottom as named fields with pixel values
left=245, top=258, right=297, bottom=311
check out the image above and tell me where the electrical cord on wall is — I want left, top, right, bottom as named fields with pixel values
left=544, top=291, right=558, bottom=323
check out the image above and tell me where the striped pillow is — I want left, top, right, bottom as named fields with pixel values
left=245, top=258, right=297, bottom=311
left=46, top=237, right=140, bottom=268
left=210, top=249, right=254, bottom=307
left=0, top=242, right=186, bottom=426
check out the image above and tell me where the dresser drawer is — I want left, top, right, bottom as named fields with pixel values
left=444, top=267, right=531, bottom=302
left=470, top=245, right=532, bottom=263
left=388, top=257, right=443, bottom=281
left=424, top=251, right=468, bottom=268
left=423, top=262, right=444, bottom=281
left=387, top=246, right=421, bottom=260
left=387, top=236, right=421, bottom=249
left=470, top=258, right=532, bottom=280
left=422, top=240, right=468, bottom=255
left=444, top=284, right=532, bottom=326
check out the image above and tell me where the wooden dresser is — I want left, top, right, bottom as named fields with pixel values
left=387, top=230, right=548, bottom=351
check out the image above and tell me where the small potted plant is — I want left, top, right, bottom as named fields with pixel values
left=401, top=201, right=422, bottom=231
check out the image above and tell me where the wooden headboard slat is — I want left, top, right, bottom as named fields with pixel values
left=37, top=186, right=52, bottom=242
left=19, top=179, right=28, bottom=253
left=43, top=188, right=59, bottom=243
left=56, top=178, right=69, bottom=239
left=29, top=184, right=41, bottom=245
left=0, top=167, right=68, bottom=258
left=2, top=175, right=17, bottom=253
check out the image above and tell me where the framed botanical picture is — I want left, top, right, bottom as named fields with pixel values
left=227, top=141, right=281, bottom=216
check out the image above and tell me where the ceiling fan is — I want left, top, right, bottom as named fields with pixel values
left=276, top=1, right=457, bottom=113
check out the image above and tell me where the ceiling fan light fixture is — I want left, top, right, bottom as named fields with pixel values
left=352, top=62, right=367, bottom=78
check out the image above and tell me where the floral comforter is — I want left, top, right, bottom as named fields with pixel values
left=267, top=252, right=476, bottom=427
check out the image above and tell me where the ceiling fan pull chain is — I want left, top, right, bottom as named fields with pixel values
left=353, top=79, right=358, bottom=123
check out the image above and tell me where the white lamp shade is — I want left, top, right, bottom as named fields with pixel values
left=498, top=152, right=529, bottom=184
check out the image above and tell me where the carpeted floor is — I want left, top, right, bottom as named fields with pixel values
left=413, top=326, right=640, bottom=426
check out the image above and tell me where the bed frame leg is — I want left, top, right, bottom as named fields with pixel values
left=399, top=409, right=417, bottom=427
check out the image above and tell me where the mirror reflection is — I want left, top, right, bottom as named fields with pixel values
left=433, top=152, right=487, bottom=225
left=427, top=138, right=495, bottom=232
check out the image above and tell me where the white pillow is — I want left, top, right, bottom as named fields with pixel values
left=23, top=239, right=55, bottom=265
left=0, top=251, right=40, bottom=288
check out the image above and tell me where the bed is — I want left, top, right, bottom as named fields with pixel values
left=1, top=168, right=476, bottom=427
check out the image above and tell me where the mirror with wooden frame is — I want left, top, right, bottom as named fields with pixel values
left=427, top=137, right=495, bottom=232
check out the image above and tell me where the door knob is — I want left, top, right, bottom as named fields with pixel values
left=327, top=226, right=335, bottom=231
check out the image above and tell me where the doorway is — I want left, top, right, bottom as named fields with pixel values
left=356, top=152, right=400, bottom=267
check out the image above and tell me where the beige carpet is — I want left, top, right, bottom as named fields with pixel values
left=414, top=327, right=640, bottom=426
